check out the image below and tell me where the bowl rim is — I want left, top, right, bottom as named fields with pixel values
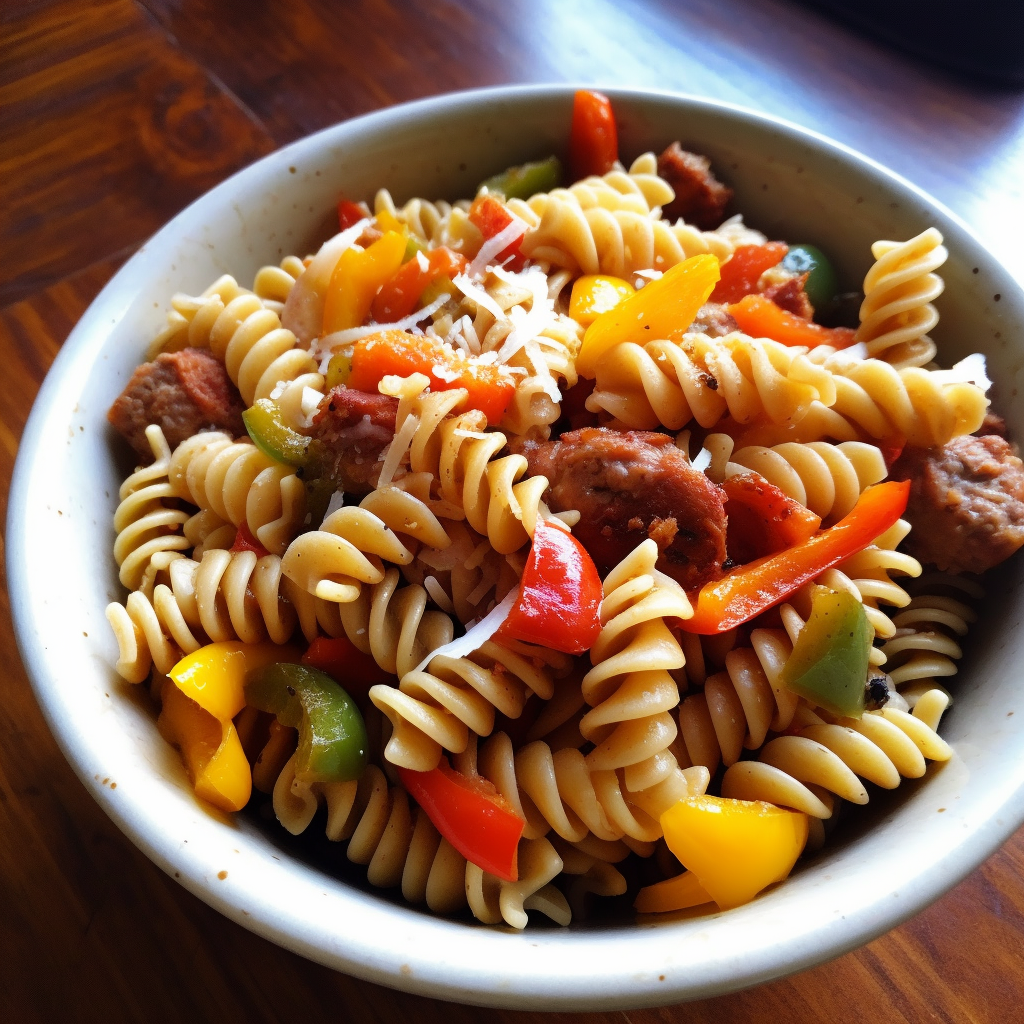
left=8, top=82, right=1024, bottom=1011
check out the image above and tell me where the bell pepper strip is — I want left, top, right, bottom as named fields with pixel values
left=576, top=254, right=720, bottom=378
left=683, top=480, right=911, bottom=635
left=728, top=294, right=856, bottom=349
left=160, top=641, right=303, bottom=812
left=398, top=758, right=524, bottom=881
left=660, top=795, right=808, bottom=910
left=245, top=663, right=369, bottom=783
left=170, top=640, right=303, bottom=724
left=568, top=274, right=635, bottom=327
left=635, top=869, right=714, bottom=914
left=322, top=230, right=407, bottom=335
left=230, top=521, right=271, bottom=558
left=781, top=587, right=873, bottom=718
left=370, top=247, right=469, bottom=323
left=569, top=89, right=618, bottom=181
left=480, top=155, right=562, bottom=201
left=158, top=682, right=252, bottom=813
left=346, top=329, right=516, bottom=424
left=781, top=244, right=839, bottom=311
left=722, top=473, right=821, bottom=565
left=710, top=242, right=788, bottom=303
left=492, top=519, right=603, bottom=654
left=878, top=436, right=906, bottom=469
left=301, top=635, right=396, bottom=702
left=468, top=194, right=527, bottom=271
left=338, top=198, right=371, bottom=231
left=243, top=398, right=313, bottom=466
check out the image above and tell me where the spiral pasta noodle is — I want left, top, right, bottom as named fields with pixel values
left=821, top=352, right=988, bottom=448
left=721, top=698, right=952, bottom=818
left=512, top=155, right=762, bottom=277
left=112, top=425, right=191, bottom=592
left=106, top=549, right=302, bottom=682
left=374, top=188, right=477, bottom=252
left=587, top=331, right=837, bottom=431
left=676, top=626, right=803, bottom=776
left=855, top=228, right=947, bottom=369
left=167, top=430, right=307, bottom=556
left=252, top=254, right=306, bottom=313
left=723, top=439, right=888, bottom=525
left=281, top=484, right=452, bottom=603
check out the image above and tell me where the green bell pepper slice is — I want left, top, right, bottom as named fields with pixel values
left=479, top=155, right=562, bottom=201
left=243, top=398, right=312, bottom=466
left=781, top=587, right=873, bottom=719
left=781, top=244, right=839, bottom=312
left=245, top=663, right=368, bottom=783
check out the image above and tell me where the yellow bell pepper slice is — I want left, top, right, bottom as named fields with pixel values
left=158, top=682, right=252, bottom=813
left=323, top=229, right=407, bottom=334
left=569, top=274, right=635, bottom=327
left=160, top=641, right=302, bottom=812
left=169, top=641, right=302, bottom=723
left=575, top=253, right=720, bottom=378
left=635, top=869, right=714, bottom=914
left=660, top=794, right=808, bottom=910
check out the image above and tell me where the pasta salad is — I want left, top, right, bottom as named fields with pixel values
left=104, top=90, right=1022, bottom=928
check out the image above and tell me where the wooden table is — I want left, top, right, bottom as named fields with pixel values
left=3, top=1, right=1023, bottom=1019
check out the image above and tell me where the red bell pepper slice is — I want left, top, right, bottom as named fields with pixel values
left=399, top=759, right=524, bottom=881
left=569, top=89, right=618, bottom=181
left=338, top=198, right=370, bottom=231
left=493, top=519, right=603, bottom=654
left=230, top=522, right=270, bottom=558
left=301, top=636, right=395, bottom=702
left=722, top=473, right=821, bottom=565
left=728, top=294, right=856, bottom=349
left=468, top=194, right=527, bottom=271
left=370, top=247, right=469, bottom=323
left=711, top=242, right=788, bottom=304
left=683, top=480, right=910, bottom=635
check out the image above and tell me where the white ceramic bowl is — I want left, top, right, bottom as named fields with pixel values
left=9, top=85, right=1024, bottom=1011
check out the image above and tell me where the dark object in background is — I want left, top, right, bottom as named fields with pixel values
left=805, top=0, right=1024, bottom=86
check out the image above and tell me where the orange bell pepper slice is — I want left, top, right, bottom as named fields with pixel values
left=684, top=480, right=910, bottom=635
left=371, top=247, right=469, bottom=323
left=728, top=293, right=856, bottom=349
left=346, top=329, right=516, bottom=424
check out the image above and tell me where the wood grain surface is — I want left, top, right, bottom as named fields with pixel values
left=2, top=1, right=1023, bottom=1020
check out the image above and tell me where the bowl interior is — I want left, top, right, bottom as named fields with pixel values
left=9, top=85, right=1024, bottom=1011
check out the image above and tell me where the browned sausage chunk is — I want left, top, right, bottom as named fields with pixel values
left=107, top=348, right=246, bottom=461
left=657, top=143, right=733, bottom=231
left=312, top=386, right=399, bottom=493
left=691, top=302, right=739, bottom=338
left=517, top=427, right=727, bottom=589
left=891, top=434, right=1024, bottom=574
left=760, top=273, right=815, bottom=320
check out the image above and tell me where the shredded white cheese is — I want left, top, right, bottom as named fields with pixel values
left=409, top=586, right=519, bottom=676
left=467, top=217, right=527, bottom=280
left=930, top=352, right=992, bottom=392
left=453, top=272, right=506, bottom=321
left=317, top=292, right=452, bottom=353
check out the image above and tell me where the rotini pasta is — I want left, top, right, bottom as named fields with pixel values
left=587, top=331, right=837, bottom=431
left=855, top=227, right=947, bottom=369
left=112, top=425, right=191, bottom=592
left=168, top=430, right=307, bottom=556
